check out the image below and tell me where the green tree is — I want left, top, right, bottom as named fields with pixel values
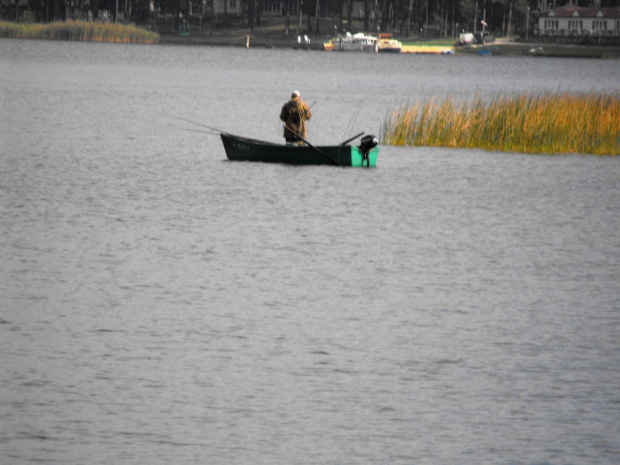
left=459, top=0, right=477, bottom=31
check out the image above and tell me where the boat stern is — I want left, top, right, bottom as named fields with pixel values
left=352, top=135, right=379, bottom=167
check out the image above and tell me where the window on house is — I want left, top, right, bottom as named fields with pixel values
left=544, top=20, right=559, bottom=30
left=230, top=0, right=236, bottom=8
left=568, top=20, right=582, bottom=30
left=593, top=20, right=607, bottom=31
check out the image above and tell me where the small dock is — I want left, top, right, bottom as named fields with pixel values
left=401, top=45, right=455, bottom=54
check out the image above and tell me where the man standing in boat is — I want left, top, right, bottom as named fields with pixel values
left=280, top=90, right=311, bottom=145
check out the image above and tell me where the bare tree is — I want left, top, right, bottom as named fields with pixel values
left=314, top=0, right=320, bottom=35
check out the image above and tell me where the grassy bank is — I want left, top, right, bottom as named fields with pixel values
left=0, top=20, right=158, bottom=43
left=381, top=92, right=620, bottom=156
left=456, top=41, right=620, bottom=59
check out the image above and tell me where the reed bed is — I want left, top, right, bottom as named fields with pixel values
left=381, top=92, right=620, bottom=156
left=0, top=20, right=158, bottom=43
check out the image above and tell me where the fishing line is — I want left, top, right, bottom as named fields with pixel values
left=339, top=100, right=361, bottom=143
left=349, top=101, right=363, bottom=134
left=164, top=115, right=224, bottom=159
left=308, top=100, right=322, bottom=138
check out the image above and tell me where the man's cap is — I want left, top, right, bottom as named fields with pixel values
left=291, top=90, right=300, bottom=98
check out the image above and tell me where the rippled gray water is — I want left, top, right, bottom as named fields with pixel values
left=1, top=39, right=619, bottom=465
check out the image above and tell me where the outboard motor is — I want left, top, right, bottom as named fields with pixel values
left=358, top=135, right=379, bottom=167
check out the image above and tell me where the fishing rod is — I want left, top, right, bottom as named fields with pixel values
left=173, top=127, right=219, bottom=136
left=307, top=100, right=322, bottom=137
left=166, top=114, right=226, bottom=135
left=284, top=125, right=340, bottom=166
left=339, top=132, right=364, bottom=146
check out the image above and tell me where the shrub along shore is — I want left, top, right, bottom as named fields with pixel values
left=0, top=20, right=158, bottom=43
left=381, top=92, right=620, bottom=156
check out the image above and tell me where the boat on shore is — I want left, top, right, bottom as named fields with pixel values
left=377, top=33, right=402, bottom=53
left=220, top=132, right=379, bottom=167
left=324, top=32, right=378, bottom=52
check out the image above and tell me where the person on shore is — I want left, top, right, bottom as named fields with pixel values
left=280, top=90, right=311, bottom=145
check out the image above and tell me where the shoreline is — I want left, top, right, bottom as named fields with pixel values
left=158, top=30, right=620, bottom=58
left=159, top=34, right=620, bottom=58
left=155, top=16, right=620, bottom=58
left=1, top=18, right=619, bottom=58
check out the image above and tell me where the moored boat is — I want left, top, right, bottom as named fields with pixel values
left=377, top=33, right=402, bottom=53
left=325, top=32, right=378, bottom=52
left=220, top=133, right=379, bottom=167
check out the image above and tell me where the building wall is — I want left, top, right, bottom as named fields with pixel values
left=212, top=0, right=241, bottom=15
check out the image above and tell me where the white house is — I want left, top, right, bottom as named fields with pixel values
left=205, top=0, right=298, bottom=17
left=209, top=0, right=242, bottom=15
left=537, top=5, right=620, bottom=37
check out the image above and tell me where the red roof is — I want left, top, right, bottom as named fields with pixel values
left=541, top=5, right=620, bottom=18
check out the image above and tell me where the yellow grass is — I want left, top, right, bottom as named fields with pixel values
left=381, top=92, right=620, bottom=156
left=0, top=20, right=158, bottom=44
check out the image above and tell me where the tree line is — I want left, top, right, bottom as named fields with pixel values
left=3, top=0, right=619, bottom=39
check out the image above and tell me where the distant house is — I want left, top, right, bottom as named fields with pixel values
left=344, top=0, right=369, bottom=20
left=260, top=1, right=305, bottom=16
left=209, top=0, right=242, bottom=15
left=537, top=5, right=620, bottom=37
left=205, top=0, right=296, bottom=16
left=200, top=0, right=368, bottom=20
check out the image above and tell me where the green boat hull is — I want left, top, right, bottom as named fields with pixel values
left=221, top=133, right=379, bottom=167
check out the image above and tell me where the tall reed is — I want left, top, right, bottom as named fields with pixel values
left=0, top=20, right=158, bottom=44
left=381, top=92, right=619, bottom=156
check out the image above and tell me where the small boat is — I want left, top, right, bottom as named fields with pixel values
left=323, top=40, right=336, bottom=51
left=524, top=46, right=544, bottom=55
left=220, top=132, right=379, bottom=167
left=377, top=33, right=402, bottom=53
left=327, top=32, right=378, bottom=52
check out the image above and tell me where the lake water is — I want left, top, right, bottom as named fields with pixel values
left=1, top=39, right=619, bottom=465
